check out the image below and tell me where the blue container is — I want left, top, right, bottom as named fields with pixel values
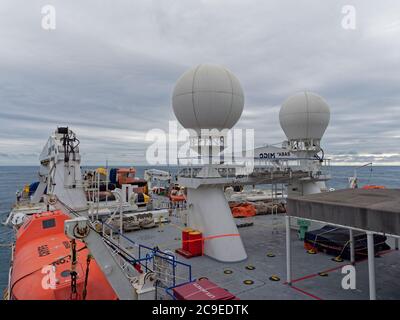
left=109, top=168, right=117, bottom=184
left=28, top=181, right=40, bottom=196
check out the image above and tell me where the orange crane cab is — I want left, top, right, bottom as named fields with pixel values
left=117, top=168, right=137, bottom=185
left=109, top=167, right=148, bottom=194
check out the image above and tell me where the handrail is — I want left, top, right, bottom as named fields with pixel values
left=176, top=156, right=331, bottom=180
left=102, top=221, right=174, bottom=260
left=101, top=221, right=192, bottom=288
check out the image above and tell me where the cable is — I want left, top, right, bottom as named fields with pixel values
left=314, top=147, right=325, bottom=162
left=367, top=163, right=373, bottom=185
left=82, top=254, right=92, bottom=300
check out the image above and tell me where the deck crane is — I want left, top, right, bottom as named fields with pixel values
left=37, top=128, right=156, bottom=300
left=31, top=127, right=87, bottom=212
left=143, top=169, right=172, bottom=192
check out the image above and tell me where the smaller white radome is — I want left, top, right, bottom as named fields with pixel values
left=172, top=64, right=244, bottom=131
left=279, top=91, right=330, bottom=141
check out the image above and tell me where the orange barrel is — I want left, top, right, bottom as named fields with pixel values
left=188, top=231, right=203, bottom=256
left=182, top=228, right=193, bottom=251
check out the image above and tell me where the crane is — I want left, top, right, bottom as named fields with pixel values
left=35, top=128, right=157, bottom=300
left=144, top=169, right=172, bottom=192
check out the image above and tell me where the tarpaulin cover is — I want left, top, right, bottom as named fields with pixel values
left=304, top=225, right=390, bottom=261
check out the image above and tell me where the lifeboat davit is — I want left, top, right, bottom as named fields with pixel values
left=9, top=210, right=117, bottom=300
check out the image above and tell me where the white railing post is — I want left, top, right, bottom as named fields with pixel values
left=367, top=231, right=376, bottom=300
left=349, top=229, right=355, bottom=265
left=286, top=215, right=292, bottom=285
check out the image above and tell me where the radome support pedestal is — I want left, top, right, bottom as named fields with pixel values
left=187, top=186, right=247, bottom=262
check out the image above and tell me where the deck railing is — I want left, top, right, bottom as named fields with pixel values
left=177, top=156, right=331, bottom=180
left=101, top=221, right=192, bottom=291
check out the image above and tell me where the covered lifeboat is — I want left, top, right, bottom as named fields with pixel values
left=9, top=210, right=117, bottom=300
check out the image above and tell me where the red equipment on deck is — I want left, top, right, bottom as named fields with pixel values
left=173, top=278, right=237, bottom=300
left=182, top=228, right=193, bottom=251
left=176, top=229, right=203, bottom=258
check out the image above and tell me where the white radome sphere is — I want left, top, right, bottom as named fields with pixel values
left=172, top=64, right=244, bottom=131
left=279, top=91, right=330, bottom=141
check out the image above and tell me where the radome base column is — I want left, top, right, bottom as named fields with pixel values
left=187, top=186, right=247, bottom=262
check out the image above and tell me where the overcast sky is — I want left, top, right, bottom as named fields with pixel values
left=0, top=0, right=399, bottom=165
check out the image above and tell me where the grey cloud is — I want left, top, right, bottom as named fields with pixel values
left=0, top=0, right=399, bottom=165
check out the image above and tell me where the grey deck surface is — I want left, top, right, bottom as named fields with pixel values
left=124, top=214, right=400, bottom=300
left=287, top=189, right=400, bottom=235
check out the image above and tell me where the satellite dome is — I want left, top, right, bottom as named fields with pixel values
left=279, top=91, right=330, bottom=141
left=172, top=64, right=244, bottom=131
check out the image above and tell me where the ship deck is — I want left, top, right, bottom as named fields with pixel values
left=124, top=214, right=400, bottom=300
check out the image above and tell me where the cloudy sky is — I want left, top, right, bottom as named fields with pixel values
left=0, top=0, right=399, bottom=165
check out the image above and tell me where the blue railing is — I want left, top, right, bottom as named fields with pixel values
left=101, top=221, right=192, bottom=288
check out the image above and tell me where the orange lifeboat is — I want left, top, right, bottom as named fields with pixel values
left=231, top=203, right=256, bottom=218
left=169, top=188, right=186, bottom=202
left=170, top=194, right=186, bottom=202
left=361, top=185, right=386, bottom=190
left=9, top=210, right=117, bottom=300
